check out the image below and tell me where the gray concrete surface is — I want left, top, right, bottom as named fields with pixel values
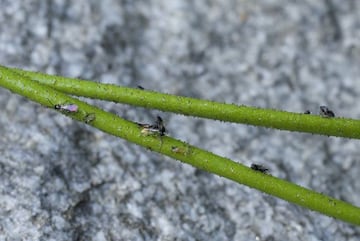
left=1, top=0, right=360, bottom=240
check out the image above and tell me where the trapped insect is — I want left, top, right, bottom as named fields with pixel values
left=54, top=104, right=79, bottom=113
left=319, top=106, right=335, bottom=118
left=137, top=116, right=166, bottom=136
left=48, top=98, right=78, bottom=113
left=250, top=164, right=269, bottom=174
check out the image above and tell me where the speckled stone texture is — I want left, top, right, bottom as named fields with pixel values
left=0, top=1, right=360, bottom=240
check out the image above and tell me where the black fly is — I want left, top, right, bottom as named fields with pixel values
left=250, top=164, right=269, bottom=174
left=319, top=106, right=335, bottom=118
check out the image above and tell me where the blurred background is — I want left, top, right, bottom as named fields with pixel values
left=0, top=1, right=360, bottom=240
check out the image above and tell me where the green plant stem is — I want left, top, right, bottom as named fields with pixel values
left=9, top=66, right=360, bottom=139
left=1, top=65, right=360, bottom=226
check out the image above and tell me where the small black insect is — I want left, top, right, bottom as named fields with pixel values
left=137, top=116, right=166, bottom=136
left=48, top=98, right=78, bottom=113
left=319, top=106, right=335, bottom=118
left=250, top=164, right=269, bottom=174
left=137, top=85, right=145, bottom=90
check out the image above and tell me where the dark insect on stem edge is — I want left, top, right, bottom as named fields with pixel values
left=250, top=163, right=269, bottom=174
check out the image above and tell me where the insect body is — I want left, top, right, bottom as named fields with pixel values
left=54, top=104, right=79, bottom=113
left=137, top=116, right=166, bottom=151
left=138, top=116, right=166, bottom=136
left=47, top=98, right=79, bottom=113
left=319, top=106, right=335, bottom=118
left=137, top=85, right=145, bottom=90
left=250, top=164, right=269, bottom=174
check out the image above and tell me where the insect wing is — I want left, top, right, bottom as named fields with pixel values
left=65, top=104, right=78, bottom=112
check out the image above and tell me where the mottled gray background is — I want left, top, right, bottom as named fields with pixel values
left=0, top=1, right=360, bottom=240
